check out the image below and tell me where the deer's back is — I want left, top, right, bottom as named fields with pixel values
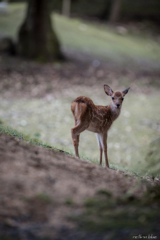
left=71, top=96, right=113, bottom=133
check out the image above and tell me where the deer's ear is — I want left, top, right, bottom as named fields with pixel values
left=122, top=87, right=130, bottom=96
left=104, top=85, right=113, bottom=96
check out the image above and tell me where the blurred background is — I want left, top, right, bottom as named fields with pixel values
left=0, top=0, right=160, bottom=176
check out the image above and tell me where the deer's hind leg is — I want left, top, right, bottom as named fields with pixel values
left=71, top=121, right=89, bottom=158
left=71, top=102, right=90, bottom=158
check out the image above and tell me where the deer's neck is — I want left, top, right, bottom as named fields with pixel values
left=109, top=102, right=121, bottom=121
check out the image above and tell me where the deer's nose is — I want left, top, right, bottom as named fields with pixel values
left=116, top=103, right=120, bottom=107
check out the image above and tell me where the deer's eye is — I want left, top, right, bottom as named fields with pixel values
left=112, top=97, right=114, bottom=100
left=122, top=98, right=124, bottom=101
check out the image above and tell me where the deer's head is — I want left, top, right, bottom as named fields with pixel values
left=104, top=85, right=130, bottom=109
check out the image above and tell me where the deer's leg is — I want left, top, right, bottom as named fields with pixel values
left=74, top=134, right=80, bottom=158
left=74, top=121, right=80, bottom=157
left=99, top=148, right=103, bottom=166
left=71, top=122, right=88, bottom=158
left=102, top=134, right=109, bottom=168
left=96, top=133, right=103, bottom=166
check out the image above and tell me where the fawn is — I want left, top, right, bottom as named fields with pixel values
left=71, top=85, right=130, bottom=168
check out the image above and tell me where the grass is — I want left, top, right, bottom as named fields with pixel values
left=71, top=185, right=160, bottom=236
left=0, top=92, right=159, bottom=177
left=33, top=193, right=53, bottom=204
left=55, top=14, right=160, bottom=67
left=0, top=3, right=160, bottom=177
left=0, top=3, right=160, bottom=68
left=0, top=118, right=144, bottom=179
left=0, top=3, right=26, bottom=36
left=0, top=121, right=72, bottom=156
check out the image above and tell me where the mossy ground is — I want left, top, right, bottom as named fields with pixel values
left=71, top=186, right=160, bottom=237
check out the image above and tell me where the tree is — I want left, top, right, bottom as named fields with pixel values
left=17, top=0, right=63, bottom=62
left=109, top=0, right=123, bottom=23
left=62, top=0, right=71, bottom=17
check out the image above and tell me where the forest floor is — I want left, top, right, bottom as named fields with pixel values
left=0, top=51, right=160, bottom=240
left=0, top=50, right=160, bottom=175
left=0, top=4, right=160, bottom=238
left=0, top=3, right=160, bottom=174
left=0, top=132, right=160, bottom=240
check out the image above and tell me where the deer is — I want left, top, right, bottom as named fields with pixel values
left=71, top=85, right=130, bottom=168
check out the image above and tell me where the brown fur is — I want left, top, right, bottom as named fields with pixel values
left=71, top=85, right=130, bottom=168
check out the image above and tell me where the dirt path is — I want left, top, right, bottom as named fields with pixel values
left=0, top=133, right=149, bottom=239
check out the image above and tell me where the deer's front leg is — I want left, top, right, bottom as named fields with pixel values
left=96, top=133, right=103, bottom=166
left=99, top=148, right=103, bottom=166
left=103, top=133, right=109, bottom=168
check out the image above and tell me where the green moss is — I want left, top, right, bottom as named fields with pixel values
left=35, top=193, right=53, bottom=204
left=144, top=137, right=160, bottom=178
left=0, top=124, right=72, bottom=157
left=96, top=189, right=112, bottom=198
left=72, top=185, right=160, bottom=233
left=64, top=198, right=74, bottom=206
left=21, top=193, right=53, bottom=205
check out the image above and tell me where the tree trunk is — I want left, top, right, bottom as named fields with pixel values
left=17, top=0, right=63, bottom=62
left=62, top=0, right=71, bottom=17
left=109, top=0, right=122, bottom=23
